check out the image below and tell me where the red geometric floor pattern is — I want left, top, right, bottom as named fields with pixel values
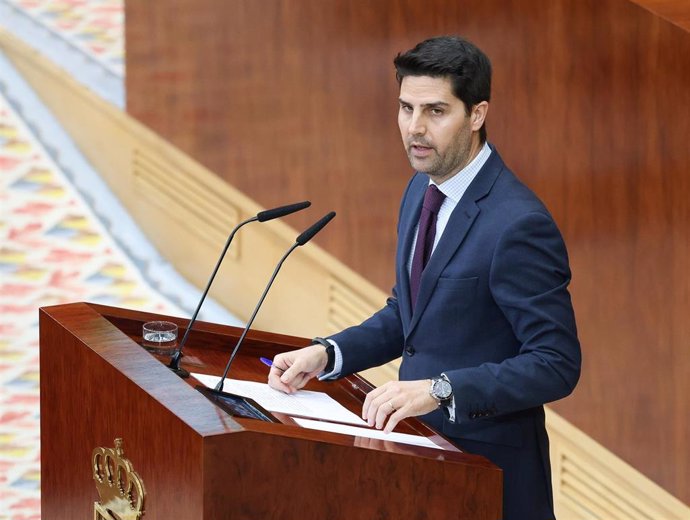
left=0, top=10, right=182, bottom=513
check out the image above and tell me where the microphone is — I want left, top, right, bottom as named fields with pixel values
left=213, top=211, right=336, bottom=393
left=168, top=200, right=311, bottom=377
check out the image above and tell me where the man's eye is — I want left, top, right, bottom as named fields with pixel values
left=400, top=105, right=413, bottom=112
left=431, top=108, right=444, bottom=115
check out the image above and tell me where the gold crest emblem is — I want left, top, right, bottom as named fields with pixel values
left=92, top=438, right=146, bottom=520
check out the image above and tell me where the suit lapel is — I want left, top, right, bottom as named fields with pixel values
left=396, top=176, right=426, bottom=330
left=407, top=150, right=505, bottom=336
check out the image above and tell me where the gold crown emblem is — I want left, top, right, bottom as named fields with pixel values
left=92, top=438, right=146, bottom=520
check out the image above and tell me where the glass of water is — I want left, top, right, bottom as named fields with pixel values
left=142, top=321, right=178, bottom=355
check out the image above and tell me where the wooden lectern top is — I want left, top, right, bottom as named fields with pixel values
left=39, top=302, right=501, bottom=519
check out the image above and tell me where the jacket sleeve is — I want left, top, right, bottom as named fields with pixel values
left=328, top=288, right=405, bottom=376
left=445, top=211, right=581, bottom=423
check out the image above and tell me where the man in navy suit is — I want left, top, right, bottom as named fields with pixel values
left=268, top=36, right=580, bottom=520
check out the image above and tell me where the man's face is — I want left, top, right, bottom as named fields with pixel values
left=398, top=75, right=478, bottom=183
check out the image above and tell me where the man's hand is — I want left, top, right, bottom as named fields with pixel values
left=267, top=345, right=328, bottom=393
left=362, top=379, right=438, bottom=433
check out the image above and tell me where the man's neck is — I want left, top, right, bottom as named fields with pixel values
left=432, top=136, right=485, bottom=185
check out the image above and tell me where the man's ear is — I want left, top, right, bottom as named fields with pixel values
left=471, top=101, right=489, bottom=132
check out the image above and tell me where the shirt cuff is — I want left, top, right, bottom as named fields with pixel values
left=444, top=395, right=457, bottom=423
left=440, top=372, right=456, bottom=423
left=317, top=339, right=343, bottom=380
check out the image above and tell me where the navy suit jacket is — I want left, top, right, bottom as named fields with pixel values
left=330, top=147, right=581, bottom=519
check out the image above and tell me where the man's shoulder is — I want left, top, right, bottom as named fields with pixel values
left=485, top=155, right=549, bottom=210
left=480, top=154, right=558, bottom=228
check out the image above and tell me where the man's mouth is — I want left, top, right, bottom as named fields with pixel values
left=410, top=144, right=434, bottom=157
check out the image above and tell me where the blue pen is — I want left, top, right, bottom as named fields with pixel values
left=260, top=356, right=284, bottom=372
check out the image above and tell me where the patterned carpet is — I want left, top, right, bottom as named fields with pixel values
left=0, top=84, right=186, bottom=520
left=0, top=0, right=125, bottom=106
left=0, top=2, right=185, bottom=518
left=5, top=0, right=124, bottom=77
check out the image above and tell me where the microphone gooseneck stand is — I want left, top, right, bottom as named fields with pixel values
left=198, top=212, right=336, bottom=421
left=168, top=201, right=311, bottom=377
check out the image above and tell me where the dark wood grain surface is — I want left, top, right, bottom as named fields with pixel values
left=629, top=0, right=690, bottom=31
left=125, top=0, right=690, bottom=502
left=39, top=302, right=501, bottom=519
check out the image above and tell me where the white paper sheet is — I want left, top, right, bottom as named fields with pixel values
left=293, top=418, right=445, bottom=450
left=192, top=373, right=367, bottom=426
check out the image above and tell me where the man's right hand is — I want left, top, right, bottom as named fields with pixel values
left=267, top=345, right=329, bottom=393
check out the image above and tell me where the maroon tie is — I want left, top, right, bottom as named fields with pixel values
left=410, top=184, right=446, bottom=311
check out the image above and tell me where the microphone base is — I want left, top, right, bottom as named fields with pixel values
left=170, top=365, right=190, bottom=378
left=196, top=386, right=278, bottom=423
left=168, top=353, right=190, bottom=378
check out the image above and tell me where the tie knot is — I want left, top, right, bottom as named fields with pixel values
left=423, top=184, right=445, bottom=214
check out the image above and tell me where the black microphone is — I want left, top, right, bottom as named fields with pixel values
left=213, top=211, right=336, bottom=393
left=168, top=200, right=311, bottom=377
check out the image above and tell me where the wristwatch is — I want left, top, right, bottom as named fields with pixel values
left=312, top=337, right=335, bottom=372
left=430, top=374, right=453, bottom=406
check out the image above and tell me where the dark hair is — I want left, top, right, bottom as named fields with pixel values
left=394, top=36, right=492, bottom=142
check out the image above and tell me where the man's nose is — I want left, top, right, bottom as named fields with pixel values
left=408, top=112, right=426, bottom=136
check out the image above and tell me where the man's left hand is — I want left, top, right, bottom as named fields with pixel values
left=362, top=379, right=437, bottom=433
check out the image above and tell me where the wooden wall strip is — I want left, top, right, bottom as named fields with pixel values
left=547, top=409, right=690, bottom=520
left=132, top=149, right=240, bottom=253
left=628, top=0, right=690, bottom=31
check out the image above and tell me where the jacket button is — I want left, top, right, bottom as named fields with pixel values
left=404, top=345, right=415, bottom=356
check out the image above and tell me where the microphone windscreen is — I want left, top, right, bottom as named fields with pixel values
left=296, top=211, right=336, bottom=246
left=256, top=201, right=311, bottom=222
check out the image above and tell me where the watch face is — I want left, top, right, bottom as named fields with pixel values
left=433, top=378, right=452, bottom=400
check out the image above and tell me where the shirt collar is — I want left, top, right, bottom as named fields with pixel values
left=429, top=141, right=492, bottom=203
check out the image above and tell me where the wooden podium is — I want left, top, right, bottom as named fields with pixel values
left=39, top=302, right=502, bottom=519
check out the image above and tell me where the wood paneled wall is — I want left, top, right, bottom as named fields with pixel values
left=630, top=0, right=690, bottom=31
left=125, top=0, right=690, bottom=503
